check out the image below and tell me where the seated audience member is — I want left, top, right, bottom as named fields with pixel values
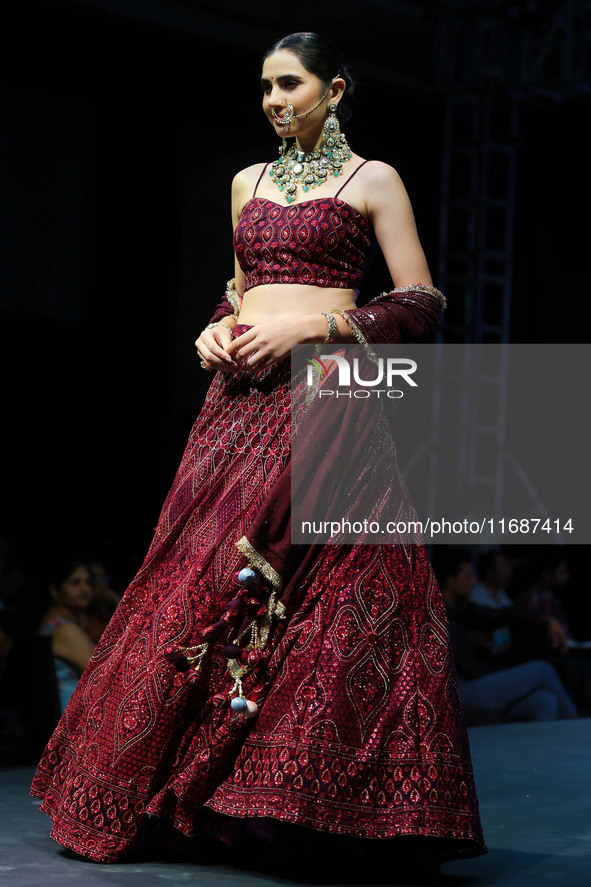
left=472, top=549, right=514, bottom=609
left=469, top=549, right=515, bottom=659
left=38, top=560, right=95, bottom=712
left=514, top=552, right=572, bottom=638
left=514, top=551, right=591, bottom=715
left=460, top=547, right=568, bottom=663
left=435, top=549, right=577, bottom=723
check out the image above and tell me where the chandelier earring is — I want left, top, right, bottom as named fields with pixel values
left=322, top=103, right=342, bottom=149
left=269, top=100, right=352, bottom=203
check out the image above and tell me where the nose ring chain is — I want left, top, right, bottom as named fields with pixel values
left=272, top=84, right=332, bottom=125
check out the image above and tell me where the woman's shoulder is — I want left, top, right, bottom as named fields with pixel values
left=351, top=157, right=405, bottom=190
left=39, top=614, right=86, bottom=641
left=231, top=163, right=270, bottom=223
left=39, top=608, right=65, bottom=632
left=52, top=619, right=88, bottom=638
left=232, top=162, right=269, bottom=192
left=349, top=159, right=412, bottom=219
left=45, top=618, right=82, bottom=639
left=39, top=617, right=60, bottom=635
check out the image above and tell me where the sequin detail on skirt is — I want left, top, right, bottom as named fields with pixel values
left=31, top=336, right=486, bottom=863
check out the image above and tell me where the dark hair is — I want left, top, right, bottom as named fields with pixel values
left=432, top=547, right=473, bottom=587
left=48, top=559, right=88, bottom=590
left=263, top=32, right=358, bottom=123
left=475, top=549, right=503, bottom=582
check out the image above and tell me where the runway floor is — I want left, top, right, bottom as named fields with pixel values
left=1, top=719, right=589, bottom=886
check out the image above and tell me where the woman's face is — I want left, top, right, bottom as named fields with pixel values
left=261, top=49, right=332, bottom=144
left=53, top=565, right=92, bottom=612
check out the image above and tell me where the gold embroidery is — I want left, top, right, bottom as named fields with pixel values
left=236, top=536, right=284, bottom=590
left=388, top=283, right=447, bottom=310
left=224, top=583, right=288, bottom=700
left=176, top=642, right=209, bottom=673
left=225, top=277, right=242, bottom=315
left=330, top=306, right=379, bottom=365
left=304, top=345, right=323, bottom=406
left=329, top=306, right=368, bottom=345
left=329, top=283, right=446, bottom=363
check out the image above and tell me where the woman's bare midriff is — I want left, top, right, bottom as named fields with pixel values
left=236, top=283, right=357, bottom=325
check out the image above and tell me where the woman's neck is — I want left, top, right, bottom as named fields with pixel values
left=294, top=132, right=324, bottom=154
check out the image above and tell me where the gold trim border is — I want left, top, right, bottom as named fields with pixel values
left=236, top=536, right=284, bottom=590
left=225, top=277, right=242, bottom=316
left=387, top=283, right=447, bottom=310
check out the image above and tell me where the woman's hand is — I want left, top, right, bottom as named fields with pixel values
left=225, top=315, right=327, bottom=370
left=195, top=325, right=239, bottom=373
left=538, top=615, right=569, bottom=656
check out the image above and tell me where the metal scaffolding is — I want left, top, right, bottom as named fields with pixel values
left=420, top=0, right=591, bottom=537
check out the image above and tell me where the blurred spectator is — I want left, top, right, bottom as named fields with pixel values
left=0, top=626, right=13, bottom=682
left=473, top=547, right=569, bottom=655
left=435, top=548, right=578, bottom=723
left=472, top=550, right=514, bottom=608
left=38, top=560, right=95, bottom=712
left=514, top=551, right=591, bottom=715
left=469, top=550, right=515, bottom=659
left=87, top=559, right=120, bottom=644
left=514, top=551, right=573, bottom=639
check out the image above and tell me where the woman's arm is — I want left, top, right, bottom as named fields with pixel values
left=230, top=164, right=270, bottom=306
left=51, top=621, right=95, bottom=674
left=364, top=161, right=433, bottom=288
left=194, top=166, right=265, bottom=372
left=324, top=161, right=444, bottom=347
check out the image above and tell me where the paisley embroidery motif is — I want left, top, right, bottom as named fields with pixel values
left=234, top=197, right=371, bottom=292
left=31, top=329, right=485, bottom=862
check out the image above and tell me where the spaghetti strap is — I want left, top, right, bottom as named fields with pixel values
left=252, top=163, right=269, bottom=197
left=335, top=159, right=371, bottom=198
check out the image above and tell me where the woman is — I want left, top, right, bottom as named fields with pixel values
left=38, top=561, right=95, bottom=713
left=31, top=33, right=486, bottom=867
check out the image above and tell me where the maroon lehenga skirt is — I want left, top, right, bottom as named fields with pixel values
left=31, top=327, right=486, bottom=863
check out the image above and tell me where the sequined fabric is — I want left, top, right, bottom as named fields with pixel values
left=31, top=325, right=486, bottom=863
left=234, top=197, right=371, bottom=292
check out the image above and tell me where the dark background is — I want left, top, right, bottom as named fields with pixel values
left=0, top=0, right=589, bottom=595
